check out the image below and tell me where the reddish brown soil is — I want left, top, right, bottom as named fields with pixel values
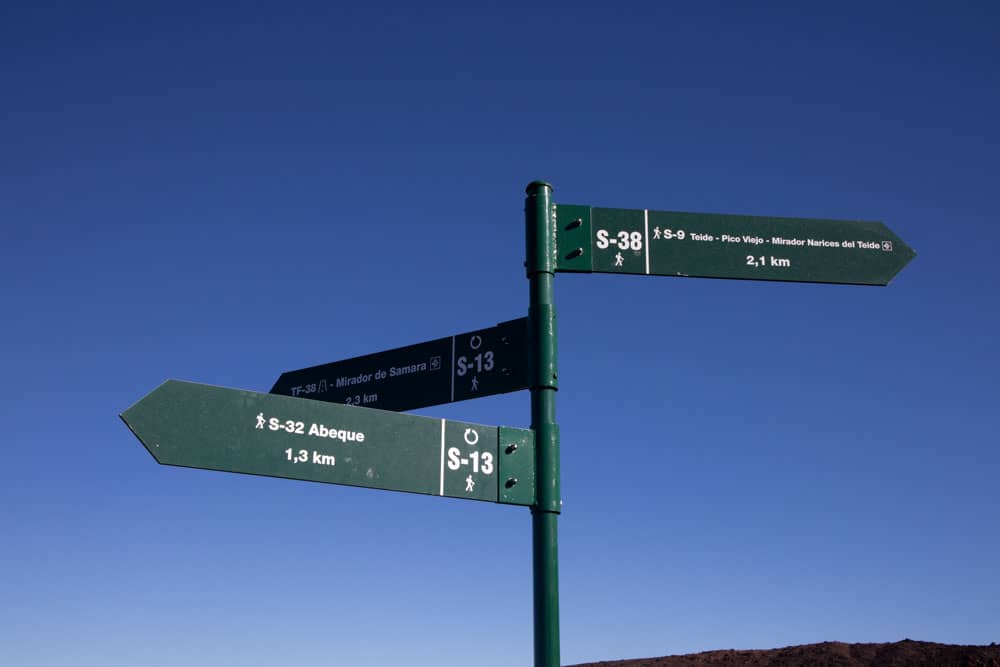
left=568, top=639, right=1000, bottom=667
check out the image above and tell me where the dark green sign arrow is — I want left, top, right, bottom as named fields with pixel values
left=122, top=380, right=535, bottom=506
left=555, top=205, right=915, bottom=285
left=270, top=318, right=529, bottom=412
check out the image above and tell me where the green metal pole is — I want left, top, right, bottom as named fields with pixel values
left=525, top=181, right=560, bottom=667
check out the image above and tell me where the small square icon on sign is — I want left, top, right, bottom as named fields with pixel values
left=429, top=356, right=442, bottom=371
left=882, top=241, right=893, bottom=252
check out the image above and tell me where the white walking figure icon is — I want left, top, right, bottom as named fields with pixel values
left=653, top=226, right=661, bottom=239
left=465, top=475, right=475, bottom=492
left=255, top=413, right=265, bottom=429
left=470, top=376, right=479, bottom=391
left=614, top=252, right=624, bottom=267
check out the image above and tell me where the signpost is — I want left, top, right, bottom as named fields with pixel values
left=525, top=182, right=561, bottom=667
left=555, top=205, right=915, bottom=285
left=122, top=380, right=535, bottom=505
left=122, top=181, right=915, bottom=667
left=270, top=318, right=528, bottom=412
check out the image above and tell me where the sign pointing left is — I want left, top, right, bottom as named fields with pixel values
left=270, top=318, right=529, bottom=412
left=121, top=380, right=535, bottom=506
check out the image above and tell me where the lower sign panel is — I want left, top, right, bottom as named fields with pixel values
left=122, top=380, right=535, bottom=506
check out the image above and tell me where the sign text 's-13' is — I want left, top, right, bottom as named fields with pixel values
left=122, top=380, right=535, bottom=505
left=271, top=318, right=528, bottom=412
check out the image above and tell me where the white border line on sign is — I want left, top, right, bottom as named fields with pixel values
left=644, top=209, right=650, bottom=275
left=449, top=336, right=456, bottom=403
left=439, top=419, right=446, bottom=496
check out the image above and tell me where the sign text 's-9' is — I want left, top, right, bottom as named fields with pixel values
left=556, top=205, right=915, bottom=285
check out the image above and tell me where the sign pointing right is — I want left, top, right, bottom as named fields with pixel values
left=555, top=205, right=916, bottom=286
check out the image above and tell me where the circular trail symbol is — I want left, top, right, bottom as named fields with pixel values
left=469, top=335, right=482, bottom=350
left=463, top=428, right=479, bottom=445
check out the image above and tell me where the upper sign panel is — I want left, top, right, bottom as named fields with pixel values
left=555, top=205, right=915, bottom=286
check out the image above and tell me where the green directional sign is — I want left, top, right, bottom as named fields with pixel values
left=120, top=182, right=915, bottom=667
left=555, top=204, right=915, bottom=285
left=271, top=318, right=528, bottom=412
left=122, top=380, right=535, bottom=506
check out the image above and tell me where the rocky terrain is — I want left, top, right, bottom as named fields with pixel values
left=569, top=639, right=1000, bottom=666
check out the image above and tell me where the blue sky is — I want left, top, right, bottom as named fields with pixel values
left=2, top=2, right=998, bottom=665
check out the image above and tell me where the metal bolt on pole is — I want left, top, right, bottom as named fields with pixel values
left=525, top=181, right=561, bottom=667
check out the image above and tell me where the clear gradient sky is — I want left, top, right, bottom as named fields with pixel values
left=2, top=3, right=998, bottom=666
